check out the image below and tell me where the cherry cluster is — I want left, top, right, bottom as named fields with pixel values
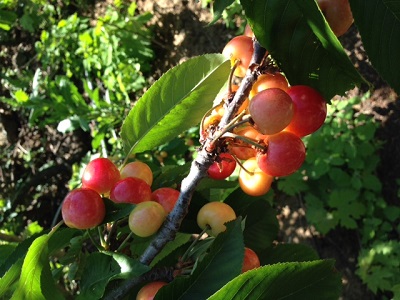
left=204, top=26, right=328, bottom=197
left=61, top=158, right=180, bottom=237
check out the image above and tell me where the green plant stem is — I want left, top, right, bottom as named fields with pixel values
left=117, top=232, right=133, bottom=252
left=180, top=226, right=210, bottom=263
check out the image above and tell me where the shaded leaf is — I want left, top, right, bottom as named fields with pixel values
left=260, top=243, right=319, bottom=266
left=209, top=0, right=236, bottom=25
left=350, top=0, right=400, bottom=94
left=242, top=0, right=366, bottom=100
left=208, top=260, right=341, bottom=300
left=121, top=54, right=230, bottom=155
left=155, top=219, right=244, bottom=300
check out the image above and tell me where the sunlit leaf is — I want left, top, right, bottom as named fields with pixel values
left=121, top=54, right=230, bottom=155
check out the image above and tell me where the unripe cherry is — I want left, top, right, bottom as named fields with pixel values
left=120, top=161, right=153, bottom=186
left=222, top=35, right=254, bottom=78
left=129, top=201, right=166, bottom=237
left=197, top=202, right=236, bottom=237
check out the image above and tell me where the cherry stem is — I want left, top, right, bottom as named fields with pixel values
left=87, top=229, right=103, bottom=251
left=222, top=132, right=266, bottom=151
left=228, top=60, right=240, bottom=94
left=180, top=226, right=210, bottom=263
left=117, top=232, right=133, bottom=252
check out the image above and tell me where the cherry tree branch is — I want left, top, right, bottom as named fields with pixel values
left=111, top=40, right=267, bottom=299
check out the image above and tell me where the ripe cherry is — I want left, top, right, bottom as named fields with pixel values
left=239, top=157, right=274, bottom=196
left=222, top=35, right=254, bottom=77
left=257, top=131, right=306, bottom=177
left=81, top=158, right=120, bottom=195
left=242, top=247, right=261, bottom=273
left=120, top=161, right=153, bottom=186
left=110, top=177, right=152, bottom=204
left=317, top=0, right=353, bottom=37
left=207, top=153, right=237, bottom=180
left=197, top=202, right=236, bottom=237
left=284, top=85, right=327, bottom=137
left=62, top=188, right=105, bottom=229
left=249, top=88, right=294, bottom=135
left=129, top=201, right=166, bottom=238
left=151, top=187, right=180, bottom=213
left=136, top=281, right=167, bottom=300
left=229, top=126, right=259, bottom=160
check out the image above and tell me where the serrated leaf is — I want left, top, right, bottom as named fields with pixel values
left=350, top=0, right=400, bottom=94
left=121, top=54, right=230, bottom=155
left=242, top=0, right=366, bottom=100
left=155, top=219, right=244, bottom=300
left=225, top=189, right=279, bottom=252
left=151, top=233, right=192, bottom=267
left=208, top=260, right=341, bottom=300
left=11, top=234, right=63, bottom=300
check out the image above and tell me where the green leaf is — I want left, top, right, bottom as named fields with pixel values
left=151, top=233, right=192, bottom=267
left=155, top=219, right=244, bottom=300
left=121, top=54, right=230, bottom=155
left=0, top=9, right=17, bottom=31
left=78, top=252, right=149, bottom=300
left=242, top=0, right=366, bottom=100
left=11, top=234, right=63, bottom=300
left=209, top=0, right=236, bottom=25
left=350, top=0, right=400, bottom=94
left=102, top=198, right=135, bottom=223
left=208, top=260, right=341, bottom=300
left=0, top=258, right=23, bottom=298
left=225, top=189, right=279, bottom=252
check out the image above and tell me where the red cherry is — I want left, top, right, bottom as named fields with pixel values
left=62, top=188, right=105, bottom=229
left=81, top=158, right=120, bottom=195
left=257, top=131, right=306, bottom=177
left=242, top=247, right=261, bottom=273
left=207, top=153, right=237, bottom=180
left=284, top=85, right=327, bottom=137
left=151, top=187, right=180, bottom=213
left=110, top=177, right=152, bottom=204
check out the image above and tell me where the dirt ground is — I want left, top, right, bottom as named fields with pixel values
left=1, top=1, right=399, bottom=299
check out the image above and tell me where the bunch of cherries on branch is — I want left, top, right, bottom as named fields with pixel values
left=60, top=22, right=331, bottom=300
left=204, top=25, right=327, bottom=198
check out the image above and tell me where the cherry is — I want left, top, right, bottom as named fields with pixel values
left=244, top=24, right=254, bottom=38
left=284, top=85, right=327, bottom=137
left=128, top=201, right=166, bottom=238
left=317, top=0, right=353, bottom=37
left=151, top=187, right=180, bottom=213
left=249, top=88, right=294, bottom=135
left=257, top=131, right=306, bottom=177
left=229, top=126, right=259, bottom=160
left=239, top=157, right=274, bottom=196
left=120, top=161, right=153, bottom=186
left=242, top=247, right=261, bottom=273
left=197, top=202, right=236, bottom=237
left=207, top=153, right=237, bottom=180
left=109, top=177, right=152, bottom=204
left=62, top=188, right=105, bottom=229
left=136, top=281, right=167, bottom=300
left=222, top=35, right=254, bottom=77
left=249, top=73, right=289, bottom=99
left=81, top=157, right=120, bottom=195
